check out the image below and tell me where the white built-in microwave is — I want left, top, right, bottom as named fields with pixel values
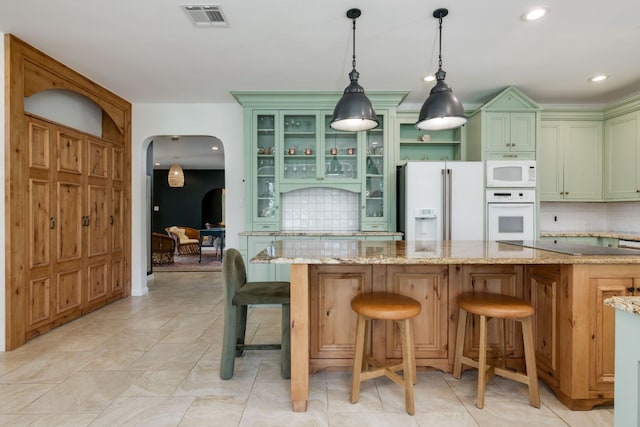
left=486, top=160, right=536, bottom=188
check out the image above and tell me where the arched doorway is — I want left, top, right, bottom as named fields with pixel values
left=147, top=135, right=225, bottom=271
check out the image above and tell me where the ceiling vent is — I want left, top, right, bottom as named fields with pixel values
left=182, top=5, right=229, bottom=27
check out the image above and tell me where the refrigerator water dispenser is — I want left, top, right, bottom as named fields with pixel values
left=414, top=208, right=437, bottom=239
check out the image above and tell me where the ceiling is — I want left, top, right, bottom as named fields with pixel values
left=2, top=0, right=640, bottom=168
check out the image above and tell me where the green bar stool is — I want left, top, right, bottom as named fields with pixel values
left=219, top=248, right=290, bottom=380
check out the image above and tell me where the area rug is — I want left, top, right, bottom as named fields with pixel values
left=153, top=251, right=222, bottom=272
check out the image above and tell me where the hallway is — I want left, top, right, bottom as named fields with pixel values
left=0, top=272, right=614, bottom=426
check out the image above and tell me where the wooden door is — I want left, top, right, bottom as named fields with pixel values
left=26, top=118, right=54, bottom=332
left=459, top=265, right=524, bottom=360
left=383, top=265, right=449, bottom=360
left=53, top=128, right=85, bottom=320
left=527, top=266, right=560, bottom=387
left=589, top=276, right=635, bottom=392
left=309, top=265, right=372, bottom=360
left=85, top=138, right=110, bottom=307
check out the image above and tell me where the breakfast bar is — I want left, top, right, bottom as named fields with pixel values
left=252, top=239, right=640, bottom=412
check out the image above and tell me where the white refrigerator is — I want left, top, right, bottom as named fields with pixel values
left=398, top=161, right=484, bottom=240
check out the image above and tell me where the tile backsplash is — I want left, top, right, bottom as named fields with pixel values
left=540, top=201, right=640, bottom=233
left=281, top=188, right=359, bottom=231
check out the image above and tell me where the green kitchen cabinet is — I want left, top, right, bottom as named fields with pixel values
left=396, top=112, right=465, bottom=163
left=280, top=112, right=361, bottom=186
left=235, top=91, right=407, bottom=233
left=362, top=116, right=390, bottom=230
left=539, top=120, right=603, bottom=201
left=252, top=112, right=281, bottom=231
left=604, top=111, right=640, bottom=200
left=466, top=86, right=541, bottom=161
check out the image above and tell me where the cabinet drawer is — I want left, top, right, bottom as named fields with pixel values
left=252, top=223, right=279, bottom=231
left=361, top=222, right=388, bottom=232
left=486, top=151, right=535, bottom=160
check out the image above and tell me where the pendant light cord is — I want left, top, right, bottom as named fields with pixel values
left=351, top=18, right=357, bottom=71
left=437, top=15, right=443, bottom=70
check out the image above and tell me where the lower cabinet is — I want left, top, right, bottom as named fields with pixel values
left=309, top=265, right=373, bottom=366
left=526, top=264, right=640, bottom=409
left=381, top=265, right=449, bottom=369
left=526, top=265, right=560, bottom=388
left=304, top=262, right=631, bottom=410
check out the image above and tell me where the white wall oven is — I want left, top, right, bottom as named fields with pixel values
left=486, top=189, right=536, bottom=241
left=486, top=160, right=536, bottom=188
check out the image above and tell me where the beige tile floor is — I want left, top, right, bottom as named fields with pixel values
left=0, top=271, right=614, bottom=426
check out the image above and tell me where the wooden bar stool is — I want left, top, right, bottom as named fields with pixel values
left=453, top=292, right=540, bottom=409
left=350, top=292, right=422, bottom=415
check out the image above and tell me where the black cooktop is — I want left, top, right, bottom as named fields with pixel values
left=497, top=240, right=640, bottom=256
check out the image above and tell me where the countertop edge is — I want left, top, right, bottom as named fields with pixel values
left=239, top=231, right=403, bottom=236
left=604, top=296, right=640, bottom=316
left=539, top=231, right=640, bottom=241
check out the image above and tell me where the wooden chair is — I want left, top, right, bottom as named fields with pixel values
left=220, top=248, right=291, bottom=380
left=350, top=292, right=422, bottom=415
left=453, top=292, right=540, bottom=409
left=151, top=232, right=175, bottom=265
left=165, top=226, right=200, bottom=255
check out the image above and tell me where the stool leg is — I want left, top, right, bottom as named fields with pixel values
left=521, top=316, right=541, bottom=408
left=351, top=314, right=367, bottom=404
left=477, top=314, right=488, bottom=409
left=453, top=308, right=467, bottom=379
left=498, top=318, right=507, bottom=369
left=280, top=303, right=291, bottom=379
left=409, top=318, right=417, bottom=385
left=400, top=319, right=415, bottom=415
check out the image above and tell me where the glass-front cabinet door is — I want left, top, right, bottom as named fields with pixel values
left=253, top=112, right=279, bottom=230
left=323, top=114, right=359, bottom=182
left=281, top=113, right=319, bottom=181
left=362, top=115, right=387, bottom=230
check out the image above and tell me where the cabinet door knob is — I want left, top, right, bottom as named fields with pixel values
left=50, top=217, right=56, bottom=230
left=627, top=287, right=635, bottom=293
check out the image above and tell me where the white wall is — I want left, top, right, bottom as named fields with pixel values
left=131, top=103, right=244, bottom=296
left=540, top=201, right=640, bottom=233
left=0, top=32, right=6, bottom=351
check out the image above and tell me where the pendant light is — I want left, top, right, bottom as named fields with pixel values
left=330, top=8, right=379, bottom=132
left=416, top=8, right=467, bottom=131
left=168, top=164, right=185, bottom=187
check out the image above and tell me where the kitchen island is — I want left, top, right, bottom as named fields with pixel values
left=251, top=240, right=640, bottom=412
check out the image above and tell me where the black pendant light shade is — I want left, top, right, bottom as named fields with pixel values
left=416, top=8, right=467, bottom=131
left=330, top=8, right=379, bottom=132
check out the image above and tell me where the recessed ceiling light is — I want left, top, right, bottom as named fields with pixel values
left=211, top=146, right=219, bottom=150
left=154, top=162, right=160, bottom=166
left=589, top=74, right=608, bottom=83
left=423, top=74, right=436, bottom=82
left=521, top=7, right=548, bottom=21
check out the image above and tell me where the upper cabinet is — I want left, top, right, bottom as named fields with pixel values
left=539, top=119, right=603, bottom=201
left=396, top=112, right=466, bottom=163
left=466, top=87, right=541, bottom=161
left=604, top=110, right=640, bottom=200
left=234, top=91, right=407, bottom=232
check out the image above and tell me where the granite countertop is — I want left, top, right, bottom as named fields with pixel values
left=539, top=231, right=640, bottom=241
left=604, top=296, right=640, bottom=316
left=251, top=240, right=640, bottom=265
left=239, top=231, right=403, bottom=236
